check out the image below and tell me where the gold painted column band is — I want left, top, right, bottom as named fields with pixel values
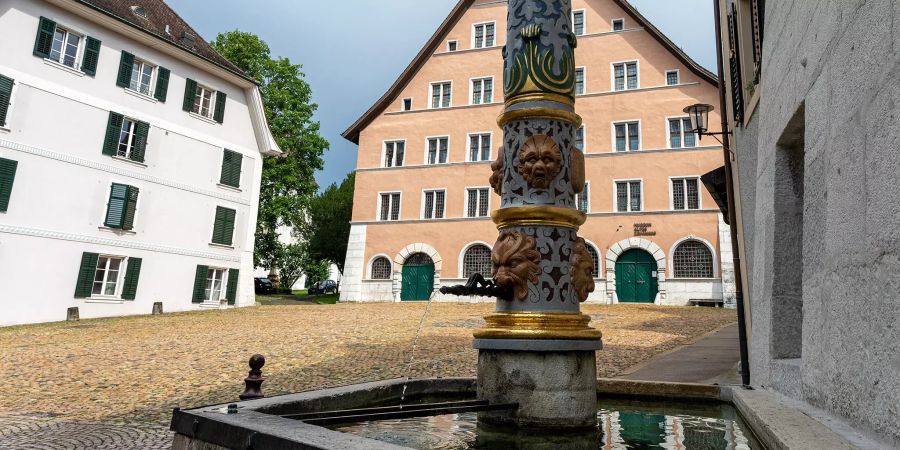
left=497, top=108, right=583, bottom=128
left=493, top=205, right=587, bottom=230
left=474, top=311, right=603, bottom=341
left=505, top=92, right=575, bottom=107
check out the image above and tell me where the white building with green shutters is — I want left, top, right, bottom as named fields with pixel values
left=0, top=0, right=280, bottom=326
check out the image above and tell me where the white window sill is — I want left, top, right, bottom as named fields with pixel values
left=85, top=298, right=125, bottom=304
left=199, top=302, right=227, bottom=308
left=209, top=242, right=235, bottom=250
left=124, top=88, right=158, bottom=103
left=99, top=226, right=136, bottom=235
left=0, top=126, right=9, bottom=134
left=43, top=58, right=85, bottom=77
left=216, top=183, right=242, bottom=193
left=111, top=155, right=148, bottom=167
left=188, top=112, right=218, bottom=125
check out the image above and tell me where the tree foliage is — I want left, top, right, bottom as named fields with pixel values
left=211, top=31, right=328, bottom=268
left=302, top=259, right=331, bottom=288
left=276, top=243, right=307, bottom=290
left=304, top=172, right=355, bottom=274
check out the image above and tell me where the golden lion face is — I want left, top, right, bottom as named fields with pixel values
left=517, top=135, right=562, bottom=189
left=491, top=231, right=541, bottom=301
left=571, top=237, right=596, bottom=303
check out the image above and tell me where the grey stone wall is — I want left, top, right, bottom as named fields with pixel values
left=738, top=0, right=900, bottom=445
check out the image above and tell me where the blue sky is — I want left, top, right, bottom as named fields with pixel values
left=167, top=0, right=717, bottom=189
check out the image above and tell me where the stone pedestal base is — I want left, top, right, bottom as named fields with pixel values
left=477, top=349, right=598, bottom=429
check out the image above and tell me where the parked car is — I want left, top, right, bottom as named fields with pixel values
left=254, top=277, right=275, bottom=295
left=308, top=280, right=338, bottom=295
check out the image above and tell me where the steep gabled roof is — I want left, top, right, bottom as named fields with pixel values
left=73, top=0, right=255, bottom=84
left=342, top=0, right=718, bottom=144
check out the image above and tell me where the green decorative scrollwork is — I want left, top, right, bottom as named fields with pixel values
left=504, top=24, right=575, bottom=100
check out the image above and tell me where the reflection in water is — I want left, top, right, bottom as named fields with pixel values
left=331, top=400, right=760, bottom=450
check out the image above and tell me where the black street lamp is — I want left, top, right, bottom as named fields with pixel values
left=683, top=103, right=731, bottom=144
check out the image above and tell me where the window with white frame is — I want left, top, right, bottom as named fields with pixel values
left=466, top=188, right=490, bottom=218
left=614, top=122, right=640, bottom=152
left=383, top=141, right=405, bottom=167
left=666, top=70, right=680, bottom=86
left=469, top=133, right=491, bottom=162
left=471, top=77, right=493, bottom=104
left=117, top=118, right=138, bottom=158
left=673, top=240, right=714, bottom=278
left=575, top=126, right=585, bottom=150
left=402, top=98, right=412, bottom=111
left=573, top=10, right=586, bottom=36
left=615, top=180, right=642, bottom=212
left=612, top=18, right=624, bottom=31
left=50, top=26, right=83, bottom=68
left=204, top=267, right=227, bottom=302
left=431, top=82, right=452, bottom=108
left=575, top=182, right=589, bottom=213
left=585, top=244, right=600, bottom=277
left=129, top=58, right=155, bottom=95
left=92, top=255, right=124, bottom=297
left=192, top=83, right=216, bottom=118
left=427, top=137, right=449, bottom=164
left=669, top=118, right=697, bottom=148
left=379, top=192, right=401, bottom=221
left=423, top=190, right=446, bottom=219
left=672, top=177, right=700, bottom=210
left=473, top=22, right=495, bottom=48
left=371, top=257, right=392, bottom=280
left=447, top=40, right=458, bottom=52
left=575, top=68, right=585, bottom=95
left=613, top=61, right=638, bottom=91
left=463, top=244, right=492, bottom=278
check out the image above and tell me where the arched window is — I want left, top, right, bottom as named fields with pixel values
left=673, top=240, right=714, bottom=278
left=585, top=244, right=600, bottom=278
left=371, top=257, right=392, bottom=280
left=462, top=244, right=492, bottom=278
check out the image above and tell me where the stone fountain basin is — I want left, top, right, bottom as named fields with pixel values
left=169, top=377, right=780, bottom=450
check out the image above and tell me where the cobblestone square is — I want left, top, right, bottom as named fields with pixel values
left=0, top=303, right=735, bottom=449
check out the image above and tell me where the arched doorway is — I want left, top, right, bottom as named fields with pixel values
left=401, top=253, right=434, bottom=301
left=615, top=249, right=658, bottom=303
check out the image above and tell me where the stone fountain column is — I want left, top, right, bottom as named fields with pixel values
left=475, top=0, right=602, bottom=430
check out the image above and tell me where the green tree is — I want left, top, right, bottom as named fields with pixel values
left=211, top=31, right=328, bottom=270
left=302, top=259, right=331, bottom=288
left=305, top=172, right=355, bottom=275
left=277, top=243, right=307, bottom=290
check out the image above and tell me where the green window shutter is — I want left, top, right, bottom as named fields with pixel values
left=192, top=265, right=208, bottom=303
left=102, top=111, right=124, bottom=156
left=74, top=252, right=99, bottom=298
left=212, top=91, right=226, bottom=123
left=211, top=206, right=236, bottom=246
left=154, top=67, right=170, bottom=103
left=81, top=37, right=101, bottom=76
left=121, top=257, right=142, bottom=300
left=226, top=268, right=240, bottom=305
left=105, top=183, right=129, bottom=228
left=131, top=121, right=150, bottom=163
left=33, top=17, right=56, bottom=58
left=122, top=185, right=139, bottom=231
left=219, top=149, right=242, bottom=188
left=116, top=51, right=134, bottom=88
left=0, top=157, right=18, bottom=213
left=0, top=74, right=14, bottom=127
left=182, top=78, right=197, bottom=111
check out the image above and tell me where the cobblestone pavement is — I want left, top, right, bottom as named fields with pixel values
left=1, top=303, right=736, bottom=449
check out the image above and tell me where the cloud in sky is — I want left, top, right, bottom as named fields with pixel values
left=167, top=0, right=716, bottom=189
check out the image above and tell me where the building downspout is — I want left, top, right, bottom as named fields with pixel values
left=713, top=0, right=751, bottom=386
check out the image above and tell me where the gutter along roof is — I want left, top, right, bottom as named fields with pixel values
left=342, top=0, right=719, bottom=145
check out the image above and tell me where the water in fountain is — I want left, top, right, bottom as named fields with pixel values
left=398, top=290, right=436, bottom=407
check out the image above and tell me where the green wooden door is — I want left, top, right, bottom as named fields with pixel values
left=615, top=249, right=658, bottom=303
left=401, top=253, right=434, bottom=301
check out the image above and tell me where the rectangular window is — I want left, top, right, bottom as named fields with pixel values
left=104, top=183, right=139, bottom=230
left=615, top=180, right=642, bottom=212
left=614, top=122, right=640, bottom=152
left=34, top=18, right=99, bottom=76
left=0, top=157, right=18, bottom=213
left=471, top=77, right=493, bottom=104
left=103, top=112, right=148, bottom=163
left=0, top=74, right=14, bottom=128
left=379, top=192, right=401, bottom=221
left=573, top=10, right=585, bottom=36
left=613, top=62, right=638, bottom=91
left=423, top=190, right=446, bottom=219
left=447, top=41, right=458, bottom=52
left=204, top=268, right=227, bottom=302
left=672, top=177, right=700, bottom=210
left=575, top=68, right=585, bottom=95
left=220, top=149, right=243, bottom=188
left=402, top=98, right=412, bottom=111
left=669, top=118, right=696, bottom=148
left=575, top=182, right=589, bottom=213
left=129, top=59, right=155, bottom=95
left=469, top=133, right=491, bottom=161
left=466, top=188, right=490, bottom=218
left=474, top=22, right=495, bottom=48
left=211, top=206, right=237, bottom=246
left=666, top=70, right=680, bottom=86
left=431, top=82, right=451, bottom=108
left=612, top=19, right=624, bottom=31
left=49, top=26, right=82, bottom=68
left=427, top=137, right=449, bottom=164
left=91, top=255, right=124, bottom=297
left=384, top=141, right=405, bottom=167
left=575, top=126, right=585, bottom=150
left=193, top=84, right=215, bottom=118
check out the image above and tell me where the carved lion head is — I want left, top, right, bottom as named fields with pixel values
left=517, top=135, right=562, bottom=189
left=571, top=237, right=596, bottom=303
left=491, top=231, right=541, bottom=301
left=489, top=152, right=504, bottom=196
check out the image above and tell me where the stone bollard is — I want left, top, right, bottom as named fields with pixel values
left=239, top=354, right=265, bottom=400
left=66, top=307, right=79, bottom=321
left=152, top=302, right=163, bottom=315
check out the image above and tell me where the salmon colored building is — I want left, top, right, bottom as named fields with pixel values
left=341, top=0, right=735, bottom=306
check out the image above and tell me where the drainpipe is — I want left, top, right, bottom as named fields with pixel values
left=713, top=0, right=751, bottom=386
